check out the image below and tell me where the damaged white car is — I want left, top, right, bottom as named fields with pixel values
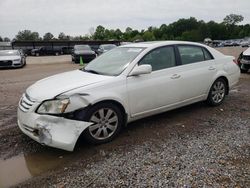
left=17, top=41, right=240, bottom=151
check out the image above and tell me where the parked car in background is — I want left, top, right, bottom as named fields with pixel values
left=71, top=45, right=96, bottom=63
left=61, top=46, right=73, bottom=55
left=238, top=47, right=250, bottom=73
left=240, top=41, right=250, bottom=47
left=0, top=50, right=26, bottom=68
left=96, top=44, right=117, bottom=55
left=31, top=46, right=62, bottom=56
left=17, top=41, right=240, bottom=151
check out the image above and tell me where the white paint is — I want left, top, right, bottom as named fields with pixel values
left=17, top=41, right=240, bottom=151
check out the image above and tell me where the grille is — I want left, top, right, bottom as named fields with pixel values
left=0, top=60, right=12, bottom=66
left=243, top=55, right=250, bottom=61
left=19, top=93, right=36, bottom=112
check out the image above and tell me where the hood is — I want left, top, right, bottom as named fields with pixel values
left=74, top=50, right=95, bottom=55
left=26, top=70, right=111, bottom=101
left=0, top=56, right=20, bottom=61
left=243, top=48, right=250, bottom=56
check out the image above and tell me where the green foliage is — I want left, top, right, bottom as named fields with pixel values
left=43, top=32, right=54, bottom=40
left=15, top=30, right=40, bottom=41
left=58, top=32, right=70, bottom=40
left=9, top=14, right=249, bottom=42
left=223, top=14, right=244, bottom=25
left=0, top=36, right=3, bottom=41
left=3, top=37, right=11, bottom=42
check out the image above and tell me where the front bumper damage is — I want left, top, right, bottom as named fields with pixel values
left=17, top=108, right=92, bottom=151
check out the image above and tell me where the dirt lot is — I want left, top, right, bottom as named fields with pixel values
left=0, top=56, right=249, bottom=187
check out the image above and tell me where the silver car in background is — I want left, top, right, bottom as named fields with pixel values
left=0, top=50, right=26, bottom=68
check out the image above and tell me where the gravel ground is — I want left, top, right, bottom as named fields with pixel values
left=0, top=59, right=249, bottom=187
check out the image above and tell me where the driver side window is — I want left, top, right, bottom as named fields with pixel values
left=139, top=46, right=176, bottom=71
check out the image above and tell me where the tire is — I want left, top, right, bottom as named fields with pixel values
left=207, top=78, right=227, bottom=106
left=55, top=52, right=59, bottom=56
left=82, top=102, right=123, bottom=144
left=35, top=53, right=39, bottom=56
left=240, top=68, right=248, bottom=73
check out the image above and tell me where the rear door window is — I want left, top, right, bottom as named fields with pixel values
left=178, top=45, right=205, bottom=65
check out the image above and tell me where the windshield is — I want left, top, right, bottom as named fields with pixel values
left=84, top=47, right=144, bottom=76
left=74, top=45, right=91, bottom=51
left=0, top=51, right=20, bottom=56
left=102, top=44, right=116, bottom=50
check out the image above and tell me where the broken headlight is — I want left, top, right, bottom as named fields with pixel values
left=37, top=98, right=70, bottom=114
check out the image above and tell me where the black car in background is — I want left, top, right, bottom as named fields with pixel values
left=31, top=46, right=62, bottom=56
left=61, top=46, right=73, bottom=55
left=238, top=48, right=250, bottom=73
left=96, top=44, right=117, bottom=55
left=71, top=45, right=96, bottom=63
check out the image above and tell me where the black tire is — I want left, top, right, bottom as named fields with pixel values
left=240, top=68, right=248, bottom=73
left=35, top=53, right=39, bottom=56
left=82, top=102, right=124, bottom=144
left=55, top=52, right=59, bottom=56
left=207, top=78, right=227, bottom=106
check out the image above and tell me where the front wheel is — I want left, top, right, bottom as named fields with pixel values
left=207, top=78, right=227, bottom=106
left=83, top=103, right=123, bottom=144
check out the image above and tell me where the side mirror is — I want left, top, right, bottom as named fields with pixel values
left=130, top=64, right=152, bottom=76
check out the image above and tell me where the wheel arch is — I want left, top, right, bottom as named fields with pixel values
left=90, top=99, right=128, bottom=126
left=215, top=76, right=229, bottom=95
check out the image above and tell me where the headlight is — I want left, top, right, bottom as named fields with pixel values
left=13, top=59, right=21, bottom=63
left=37, top=98, right=70, bottom=114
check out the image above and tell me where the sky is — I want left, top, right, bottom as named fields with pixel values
left=0, top=0, right=250, bottom=39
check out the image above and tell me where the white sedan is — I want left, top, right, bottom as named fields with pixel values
left=17, top=41, right=240, bottom=151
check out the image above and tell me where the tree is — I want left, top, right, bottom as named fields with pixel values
left=3, top=37, right=11, bottom=42
left=142, top=31, right=156, bottom=41
left=15, top=30, right=40, bottom=41
left=43, top=32, right=54, bottom=40
left=93, top=25, right=106, bottom=40
left=223, top=14, right=244, bottom=25
left=58, top=32, right=68, bottom=40
left=0, top=36, right=3, bottom=42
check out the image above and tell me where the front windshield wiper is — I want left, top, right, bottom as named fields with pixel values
left=82, top=68, right=100, bottom=75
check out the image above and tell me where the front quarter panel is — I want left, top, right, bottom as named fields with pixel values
left=63, top=76, right=130, bottom=118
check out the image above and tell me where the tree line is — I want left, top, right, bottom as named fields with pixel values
left=0, top=14, right=249, bottom=42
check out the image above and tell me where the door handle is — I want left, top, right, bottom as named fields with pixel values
left=171, top=74, right=181, bottom=79
left=208, top=66, right=216, bottom=70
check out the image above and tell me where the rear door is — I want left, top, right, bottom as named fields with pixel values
left=175, top=45, right=216, bottom=101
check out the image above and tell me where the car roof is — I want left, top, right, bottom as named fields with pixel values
left=243, top=47, right=250, bottom=56
left=121, top=41, right=207, bottom=48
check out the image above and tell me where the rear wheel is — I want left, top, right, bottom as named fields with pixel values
left=240, top=68, right=248, bottom=73
left=207, top=78, right=227, bottom=106
left=35, top=53, right=39, bottom=56
left=83, top=102, right=123, bottom=144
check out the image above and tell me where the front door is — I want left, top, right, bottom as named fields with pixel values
left=127, top=46, right=181, bottom=117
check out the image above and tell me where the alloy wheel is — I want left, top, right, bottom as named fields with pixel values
left=211, top=81, right=225, bottom=103
left=89, top=108, right=118, bottom=140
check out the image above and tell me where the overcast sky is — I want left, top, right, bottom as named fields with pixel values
left=0, top=0, right=250, bottom=39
